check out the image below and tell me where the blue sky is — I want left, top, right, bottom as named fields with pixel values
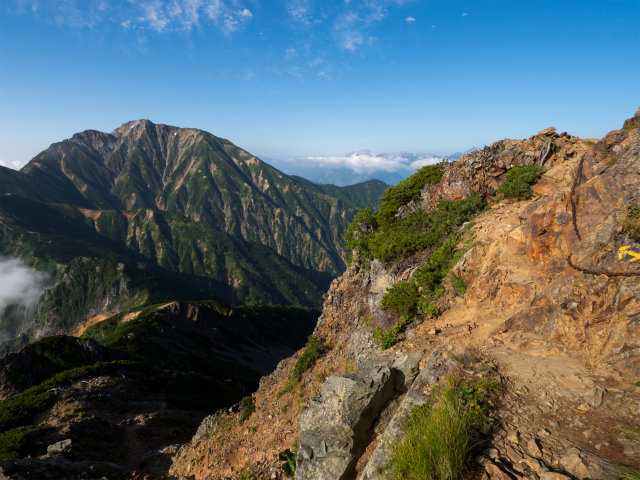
left=0, top=0, right=639, bottom=171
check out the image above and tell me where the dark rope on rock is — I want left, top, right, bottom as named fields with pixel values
left=567, top=152, right=640, bottom=276
left=567, top=253, right=640, bottom=277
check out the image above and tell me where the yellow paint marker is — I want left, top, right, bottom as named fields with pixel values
left=619, top=245, right=640, bottom=262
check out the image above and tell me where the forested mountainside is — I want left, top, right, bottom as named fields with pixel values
left=168, top=110, right=640, bottom=480
left=0, top=120, right=387, bottom=346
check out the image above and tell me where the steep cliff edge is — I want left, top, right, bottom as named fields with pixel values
left=170, top=110, right=640, bottom=480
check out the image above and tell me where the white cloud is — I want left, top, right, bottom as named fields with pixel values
left=462, top=12, right=468, bottom=16
left=0, top=160, right=23, bottom=169
left=405, top=16, right=415, bottom=23
left=299, top=151, right=442, bottom=174
left=0, top=257, right=51, bottom=313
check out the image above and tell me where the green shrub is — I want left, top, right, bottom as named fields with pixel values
left=343, top=207, right=378, bottom=265
left=279, top=448, right=297, bottom=478
left=0, top=390, right=55, bottom=432
left=496, top=164, right=545, bottom=200
left=449, top=274, right=466, bottom=297
left=622, top=206, right=640, bottom=242
left=369, top=193, right=483, bottom=262
left=282, top=337, right=329, bottom=392
left=373, top=323, right=403, bottom=350
left=388, top=377, right=499, bottom=480
left=420, top=302, right=440, bottom=318
left=381, top=281, right=420, bottom=317
left=375, top=164, right=444, bottom=227
left=240, top=396, right=255, bottom=423
left=0, top=425, right=52, bottom=461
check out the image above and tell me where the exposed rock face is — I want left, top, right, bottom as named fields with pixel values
left=169, top=110, right=640, bottom=480
left=297, top=365, right=395, bottom=480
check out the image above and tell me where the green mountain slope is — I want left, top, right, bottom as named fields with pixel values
left=12, top=120, right=387, bottom=276
left=0, top=121, right=387, bottom=345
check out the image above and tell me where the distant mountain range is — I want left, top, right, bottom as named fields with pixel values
left=0, top=120, right=387, bottom=345
left=268, top=148, right=478, bottom=186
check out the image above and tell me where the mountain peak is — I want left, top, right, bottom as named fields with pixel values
left=112, top=119, right=155, bottom=136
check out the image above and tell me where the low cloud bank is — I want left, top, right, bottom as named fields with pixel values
left=295, top=151, right=443, bottom=174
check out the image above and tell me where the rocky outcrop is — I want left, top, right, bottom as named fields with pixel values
left=296, top=351, right=422, bottom=480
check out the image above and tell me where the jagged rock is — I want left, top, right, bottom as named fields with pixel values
left=390, top=350, right=424, bottom=391
left=484, top=461, right=517, bottom=480
left=296, top=365, right=396, bottom=480
left=46, top=439, right=72, bottom=456
left=361, top=351, right=448, bottom=480
left=527, top=438, right=542, bottom=457
left=540, top=473, right=572, bottom=480
left=537, top=127, right=557, bottom=136
left=506, top=429, right=520, bottom=443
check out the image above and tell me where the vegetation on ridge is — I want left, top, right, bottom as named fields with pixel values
left=281, top=336, right=329, bottom=394
left=495, top=164, right=544, bottom=200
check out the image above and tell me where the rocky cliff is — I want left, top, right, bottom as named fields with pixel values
left=169, top=109, right=640, bottom=480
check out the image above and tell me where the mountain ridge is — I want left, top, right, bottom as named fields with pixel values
left=0, top=121, right=387, bottom=347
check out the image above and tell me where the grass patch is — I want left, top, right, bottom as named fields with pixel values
left=449, top=274, right=466, bottom=297
left=373, top=320, right=405, bottom=350
left=496, top=164, right=545, bottom=200
left=619, top=466, right=640, bottom=480
left=388, top=376, right=499, bottom=480
left=281, top=336, right=329, bottom=394
left=240, top=396, right=255, bottom=423
left=622, top=206, right=640, bottom=242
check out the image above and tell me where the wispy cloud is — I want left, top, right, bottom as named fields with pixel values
left=332, top=1, right=415, bottom=52
left=7, top=0, right=253, bottom=34
left=286, top=0, right=314, bottom=25
left=405, top=16, right=415, bottom=23
left=136, top=0, right=253, bottom=33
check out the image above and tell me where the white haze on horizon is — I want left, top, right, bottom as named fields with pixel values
left=293, top=151, right=444, bottom=174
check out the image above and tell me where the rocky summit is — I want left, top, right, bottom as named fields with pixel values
left=168, top=109, right=639, bottom=480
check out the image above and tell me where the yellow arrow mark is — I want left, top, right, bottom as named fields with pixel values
left=619, top=245, right=640, bottom=262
